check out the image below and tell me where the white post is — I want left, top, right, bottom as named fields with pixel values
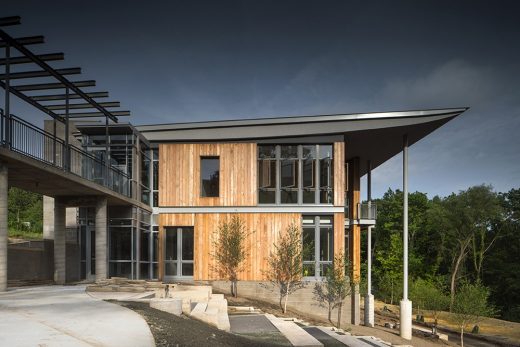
left=400, top=134, right=412, bottom=339
left=364, top=225, right=374, bottom=327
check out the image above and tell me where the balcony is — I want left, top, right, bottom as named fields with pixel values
left=345, top=200, right=377, bottom=225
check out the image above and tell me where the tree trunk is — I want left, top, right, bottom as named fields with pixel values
left=450, top=239, right=470, bottom=311
left=328, top=304, right=332, bottom=323
left=460, top=326, right=464, bottom=347
left=283, top=284, right=290, bottom=313
left=337, top=302, right=343, bottom=328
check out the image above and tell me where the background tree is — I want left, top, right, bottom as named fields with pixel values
left=8, top=187, right=43, bottom=235
left=452, top=281, right=496, bottom=347
left=265, top=224, right=306, bottom=313
left=313, top=253, right=351, bottom=327
left=212, top=216, right=252, bottom=298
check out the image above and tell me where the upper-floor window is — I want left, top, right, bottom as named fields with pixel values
left=257, top=144, right=333, bottom=204
left=200, top=156, right=220, bottom=197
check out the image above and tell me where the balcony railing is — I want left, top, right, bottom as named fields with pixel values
left=345, top=198, right=377, bottom=220
left=1, top=110, right=131, bottom=197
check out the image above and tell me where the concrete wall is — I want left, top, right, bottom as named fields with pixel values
left=7, top=240, right=80, bottom=283
left=203, top=280, right=354, bottom=328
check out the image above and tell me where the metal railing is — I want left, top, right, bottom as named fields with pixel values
left=0, top=110, right=131, bottom=197
left=344, top=197, right=377, bottom=220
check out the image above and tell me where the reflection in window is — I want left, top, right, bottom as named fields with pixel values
left=201, top=157, right=220, bottom=197
left=258, top=159, right=276, bottom=203
left=302, top=216, right=333, bottom=278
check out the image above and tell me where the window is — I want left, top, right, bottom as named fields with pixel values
left=257, top=144, right=334, bottom=204
left=302, top=215, right=334, bottom=278
left=201, top=156, right=220, bottom=197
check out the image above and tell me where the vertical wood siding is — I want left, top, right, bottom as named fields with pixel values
left=159, top=143, right=257, bottom=207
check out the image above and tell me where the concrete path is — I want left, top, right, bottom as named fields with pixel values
left=0, top=285, right=155, bottom=347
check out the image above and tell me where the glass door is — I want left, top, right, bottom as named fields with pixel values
left=164, top=227, right=194, bottom=280
left=80, top=225, right=96, bottom=281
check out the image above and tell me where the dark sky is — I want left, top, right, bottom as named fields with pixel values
left=2, top=0, right=519, bottom=198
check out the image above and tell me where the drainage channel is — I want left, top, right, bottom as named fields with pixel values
left=300, top=326, right=346, bottom=347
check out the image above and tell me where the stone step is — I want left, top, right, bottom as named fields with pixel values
left=316, top=327, right=390, bottom=347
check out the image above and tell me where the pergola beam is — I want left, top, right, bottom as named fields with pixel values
left=0, top=53, right=64, bottom=65
left=0, top=35, right=44, bottom=48
left=0, top=29, right=118, bottom=122
left=31, top=91, right=108, bottom=101
left=0, top=16, right=21, bottom=27
left=13, top=80, right=95, bottom=91
left=46, top=101, right=120, bottom=110
left=0, top=67, right=81, bottom=80
left=60, top=110, right=130, bottom=118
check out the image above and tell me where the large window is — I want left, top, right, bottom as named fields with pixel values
left=258, top=144, right=334, bottom=204
left=200, top=156, right=220, bottom=197
left=302, top=215, right=334, bottom=279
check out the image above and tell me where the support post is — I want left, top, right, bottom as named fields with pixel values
left=400, top=134, right=412, bottom=339
left=364, top=226, right=375, bottom=327
left=53, top=198, right=66, bottom=284
left=105, top=115, right=110, bottom=188
left=348, top=157, right=361, bottom=325
left=95, top=197, right=108, bottom=282
left=64, top=87, right=70, bottom=170
left=0, top=163, right=8, bottom=291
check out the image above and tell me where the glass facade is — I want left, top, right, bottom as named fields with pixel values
left=258, top=144, right=333, bottom=204
left=302, top=215, right=334, bottom=279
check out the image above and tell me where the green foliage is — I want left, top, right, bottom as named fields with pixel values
left=371, top=185, right=519, bottom=323
left=8, top=187, right=43, bottom=237
left=410, top=277, right=449, bottom=329
left=313, top=253, right=352, bottom=327
left=452, top=281, right=496, bottom=347
left=212, top=216, right=252, bottom=297
left=265, top=224, right=306, bottom=313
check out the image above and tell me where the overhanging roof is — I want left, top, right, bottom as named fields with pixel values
left=137, top=107, right=468, bottom=175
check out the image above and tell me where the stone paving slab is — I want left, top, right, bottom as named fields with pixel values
left=230, top=314, right=279, bottom=334
left=265, top=313, right=323, bottom=347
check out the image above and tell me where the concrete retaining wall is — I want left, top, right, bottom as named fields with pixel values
left=7, top=240, right=80, bottom=283
left=204, top=280, right=354, bottom=327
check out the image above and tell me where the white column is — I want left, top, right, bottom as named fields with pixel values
left=0, top=163, right=8, bottom=291
left=400, top=134, right=412, bottom=339
left=95, top=197, right=108, bottom=282
left=364, top=225, right=374, bottom=327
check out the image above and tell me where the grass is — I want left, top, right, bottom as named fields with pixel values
left=8, top=228, right=43, bottom=240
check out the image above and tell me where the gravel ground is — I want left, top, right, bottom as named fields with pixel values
left=111, top=301, right=286, bottom=347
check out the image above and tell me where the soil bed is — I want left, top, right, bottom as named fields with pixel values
left=111, top=300, right=285, bottom=347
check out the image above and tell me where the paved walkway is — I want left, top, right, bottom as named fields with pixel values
left=0, top=285, right=155, bottom=347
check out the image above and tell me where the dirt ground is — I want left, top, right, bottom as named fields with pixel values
left=111, top=301, right=284, bottom=347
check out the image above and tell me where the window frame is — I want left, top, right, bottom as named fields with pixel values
left=200, top=156, right=220, bottom=198
left=302, top=215, right=334, bottom=280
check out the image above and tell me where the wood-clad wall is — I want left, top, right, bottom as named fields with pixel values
left=159, top=213, right=301, bottom=281
left=333, top=142, right=345, bottom=207
left=159, top=143, right=257, bottom=207
left=347, top=157, right=361, bottom=283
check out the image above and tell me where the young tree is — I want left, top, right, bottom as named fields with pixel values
left=410, top=277, right=449, bottom=335
left=313, top=253, right=351, bottom=327
left=212, top=216, right=252, bottom=298
left=265, top=224, right=306, bottom=313
left=452, top=281, right=495, bottom=347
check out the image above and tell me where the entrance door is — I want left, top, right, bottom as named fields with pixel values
left=80, top=225, right=96, bottom=281
left=164, top=227, right=194, bottom=280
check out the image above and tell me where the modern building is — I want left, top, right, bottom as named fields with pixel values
left=0, top=16, right=467, bottom=326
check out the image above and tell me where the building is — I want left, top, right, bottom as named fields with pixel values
left=0, top=16, right=467, bottom=327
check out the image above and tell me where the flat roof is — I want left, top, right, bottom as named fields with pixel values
left=136, top=107, right=468, bottom=175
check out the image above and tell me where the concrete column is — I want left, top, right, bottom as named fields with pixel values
left=0, top=163, right=8, bottom=291
left=95, top=197, right=108, bottom=282
left=43, top=196, right=55, bottom=240
left=54, top=198, right=66, bottom=284
left=400, top=134, right=412, bottom=340
left=351, top=283, right=360, bottom=325
left=364, top=225, right=374, bottom=327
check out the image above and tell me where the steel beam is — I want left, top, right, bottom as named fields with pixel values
left=31, top=91, right=108, bottom=101
left=0, top=79, right=64, bottom=122
left=0, top=67, right=81, bottom=80
left=46, top=101, right=120, bottom=111
left=0, top=35, right=44, bottom=48
left=60, top=110, right=130, bottom=118
left=13, top=80, right=95, bottom=91
left=0, top=29, right=118, bottom=122
left=0, top=16, right=21, bottom=27
left=0, top=53, right=64, bottom=65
